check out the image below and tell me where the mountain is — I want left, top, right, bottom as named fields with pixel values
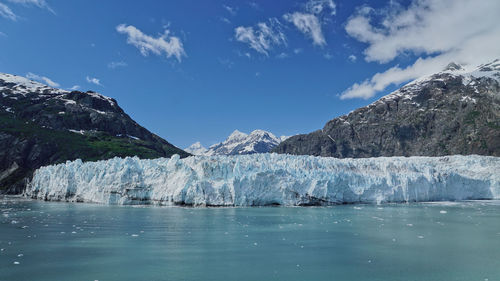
left=274, top=59, right=500, bottom=157
left=0, top=73, right=188, bottom=193
left=186, top=129, right=286, bottom=156
left=184, top=142, right=208, bottom=155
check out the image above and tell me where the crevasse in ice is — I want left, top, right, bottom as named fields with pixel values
left=26, top=154, right=500, bottom=206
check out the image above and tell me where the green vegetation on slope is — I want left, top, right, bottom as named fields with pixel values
left=0, top=112, right=186, bottom=191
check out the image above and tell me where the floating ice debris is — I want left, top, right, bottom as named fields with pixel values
left=440, top=210, right=448, bottom=214
left=13, top=261, right=20, bottom=265
left=26, top=154, right=500, bottom=206
left=131, top=234, right=139, bottom=237
left=17, top=254, right=23, bottom=257
left=407, top=224, right=413, bottom=227
left=418, top=235, right=425, bottom=239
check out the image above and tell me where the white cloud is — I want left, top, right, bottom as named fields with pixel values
left=0, top=3, right=17, bottom=20
left=7, top=0, right=54, bottom=14
left=276, top=52, right=288, bottom=59
left=248, top=2, right=259, bottom=10
left=220, top=17, right=231, bottom=24
left=234, top=0, right=335, bottom=53
left=348, top=54, right=357, bottom=62
left=218, top=58, right=234, bottom=69
left=283, top=12, right=326, bottom=46
left=116, top=24, right=186, bottom=62
left=283, top=0, right=335, bottom=47
left=86, top=76, right=102, bottom=86
left=26, top=72, right=59, bottom=87
left=107, top=61, right=127, bottom=69
left=323, top=53, right=333, bottom=60
left=69, top=85, right=80, bottom=91
left=342, top=0, right=500, bottom=99
left=305, top=0, right=336, bottom=15
left=234, top=18, right=286, bottom=56
left=223, top=5, right=236, bottom=16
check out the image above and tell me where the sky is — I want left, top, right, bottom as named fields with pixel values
left=1, top=0, right=499, bottom=149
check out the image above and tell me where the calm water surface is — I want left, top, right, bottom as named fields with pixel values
left=1, top=196, right=500, bottom=281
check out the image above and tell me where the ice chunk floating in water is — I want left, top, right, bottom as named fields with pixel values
left=26, top=154, right=499, bottom=206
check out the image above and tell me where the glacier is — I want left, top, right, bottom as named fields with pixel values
left=25, top=154, right=499, bottom=206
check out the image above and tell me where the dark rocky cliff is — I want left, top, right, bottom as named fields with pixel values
left=274, top=60, right=500, bottom=158
left=0, top=73, right=189, bottom=193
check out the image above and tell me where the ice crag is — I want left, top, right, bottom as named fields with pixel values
left=26, top=154, right=500, bottom=206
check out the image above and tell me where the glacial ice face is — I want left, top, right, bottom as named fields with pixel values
left=26, top=154, right=500, bottom=206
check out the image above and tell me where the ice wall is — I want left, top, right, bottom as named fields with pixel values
left=26, top=154, right=500, bottom=206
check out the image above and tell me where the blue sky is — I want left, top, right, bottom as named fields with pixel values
left=1, top=0, right=499, bottom=148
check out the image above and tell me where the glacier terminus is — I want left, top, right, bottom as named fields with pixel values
left=26, top=154, right=499, bottom=206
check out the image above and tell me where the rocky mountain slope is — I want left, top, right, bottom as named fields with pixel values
left=186, top=130, right=287, bottom=156
left=274, top=60, right=500, bottom=157
left=0, top=73, right=188, bottom=193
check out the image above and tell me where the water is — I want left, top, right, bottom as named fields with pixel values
left=1, top=196, right=500, bottom=281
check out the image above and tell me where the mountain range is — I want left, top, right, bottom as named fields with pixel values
left=274, top=60, right=500, bottom=157
left=0, top=73, right=188, bottom=193
left=185, top=130, right=288, bottom=156
left=1, top=59, right=499, bottom=193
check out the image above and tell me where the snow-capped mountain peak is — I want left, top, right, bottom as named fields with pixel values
left=276, top=59, right=500, bottom=158
left=280, top=135, right=290, bottom=142
left=184, top=142, right=208, bottom=155
left=442, top=62, right=465, bottom=72
left=0, top=72, right=68, bottom=95
left=187, top=129, right=290, bottom=156
left=227, top=130, right=248, bottom=141
left=373, top=59, right=500, bottom=107
left=0, top=72, right=116, bottom=106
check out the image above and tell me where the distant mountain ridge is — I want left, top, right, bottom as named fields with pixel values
left=0, top=73, right=188, bottom=193
left=274, top=59, right=500, bottom=157
left=186, top=130, right=288, bottom=156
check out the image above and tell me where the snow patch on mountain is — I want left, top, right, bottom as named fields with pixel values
left=0, top=73, right=115, bottom=106
left=0, top=73, right=68, bottom=95
left=350, top=59, right=500, bottom=116
left=26, top=154, right=500, bottom=206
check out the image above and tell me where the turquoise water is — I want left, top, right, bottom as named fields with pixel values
left=1, top=197, right=500, bottom=281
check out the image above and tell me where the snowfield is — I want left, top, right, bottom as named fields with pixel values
left=26, top=154, right=499, bottom=206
